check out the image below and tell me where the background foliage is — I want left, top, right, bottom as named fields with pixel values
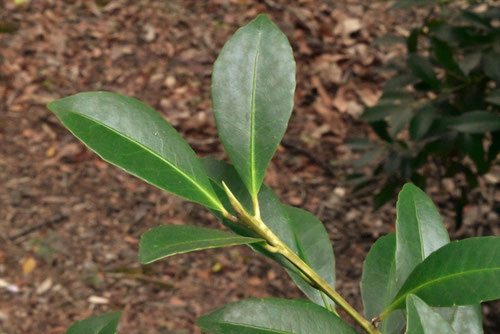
left=349, top=1, right=500, bottom=226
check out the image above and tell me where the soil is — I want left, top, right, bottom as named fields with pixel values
left=1, top=1, right=499, bottom=333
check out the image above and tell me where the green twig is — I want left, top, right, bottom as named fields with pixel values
left=222, top=182, right=381, bottom=334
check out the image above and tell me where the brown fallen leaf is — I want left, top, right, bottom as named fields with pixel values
left=21, top=257, right=37, bottom=274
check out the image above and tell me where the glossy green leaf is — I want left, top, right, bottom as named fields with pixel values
left=394, top=184, right=481, bottom=329
left=395, top=183, right=450, bottom=285
left=406, top=295, right=456, bottom=334
left=448, top=111, right=500, bottom=133
left=385, top=236, right=500, bottom=312
left=283, top=206, right=336, bottom=307
left=485, top=89, right=500, bottom=106
left=408, top=54, right=440, bottom=89
left=361, top=233, right=405, bottom=334
left=212, top=14, right=296, bottom=197
left=47, top=92, right=223, bottom=211
left=139, top=226, right=263, bottom=264
left=196, top=298, right=357, bottom=334
left=202, top=157, right=253, bottom=214
left=66, top=311, right=121, bottom=334
left=435, top=305, right=483, bottom=333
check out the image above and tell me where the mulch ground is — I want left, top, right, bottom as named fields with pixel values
left=1, top=1, right=499, bottom=333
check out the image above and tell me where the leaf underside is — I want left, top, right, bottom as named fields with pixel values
left=406, top=295, right=456, bottom=334
left=139, top=225, right=263, bottom=264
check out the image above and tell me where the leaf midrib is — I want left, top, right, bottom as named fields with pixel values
left=63, top=109, right=222, bottom=210
left=249, top=25, right=263, bottom=196
left=410, top=189, right=427, bottom=263
left=389, top=266, right=500, bottom=311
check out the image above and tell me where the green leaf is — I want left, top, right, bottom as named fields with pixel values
left=407, top=29, right=419, bottom=53
left=361, top=104, right=406, bottom=122
left=196, top=298, right=357, bottom=334
left=66, top=311, right=121, bottom=334
left=283, top=206, right=336, bottom=307
left=435, top=305, right=483, bottom=333
left=201, top=158, right=296, bottom=249
left=361, top=233, right=405, bottom=334
left=485, top=89, right=500, bottom=106
left=458, top=52, right=481, bottom=76
left=384, top=74, right=416, bottom=91
left=202, top=157, right=253, bottom=215
left=395, top=183, right=450, bottom=285
left=47, top=92, right=223, bottom=211
left=201, top=158, right=301, bottom=269
left=483, top=52, right=500, bottom=81
left=463, top=134, right=487, bottom=174
left=448, top=111, right=500, bottom=133
left=406, top=295, right=456, bottom=334
left=385, top=236, right=500, bottom=312
left=408, top=54, right=440, bottom=89
left=353, top=149, right=384, bottom=168
left=409, top=105, right=435, bottom=141
left=388, top=107, right=413, bottom=137
left=394, top=184, right=482, bottom=330
left=370, top=120, right=393, bottom=143
left=139, top=226, right=263, bottom=264
left=374, top=179, right=401, bottom=209
left=461, top=11, right=492, bottom=30
left=212, top=14, right=296, bottom=197
left=431, top=38, right=458, bottom=71
left=202, top=158, right=335, bottom=308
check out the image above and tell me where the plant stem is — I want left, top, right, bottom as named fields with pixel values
left=222, top=182, right=381, bottom=334
left=277, top=242, right=380, bottom=334
left=252, top=194, right=261, bottom=220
